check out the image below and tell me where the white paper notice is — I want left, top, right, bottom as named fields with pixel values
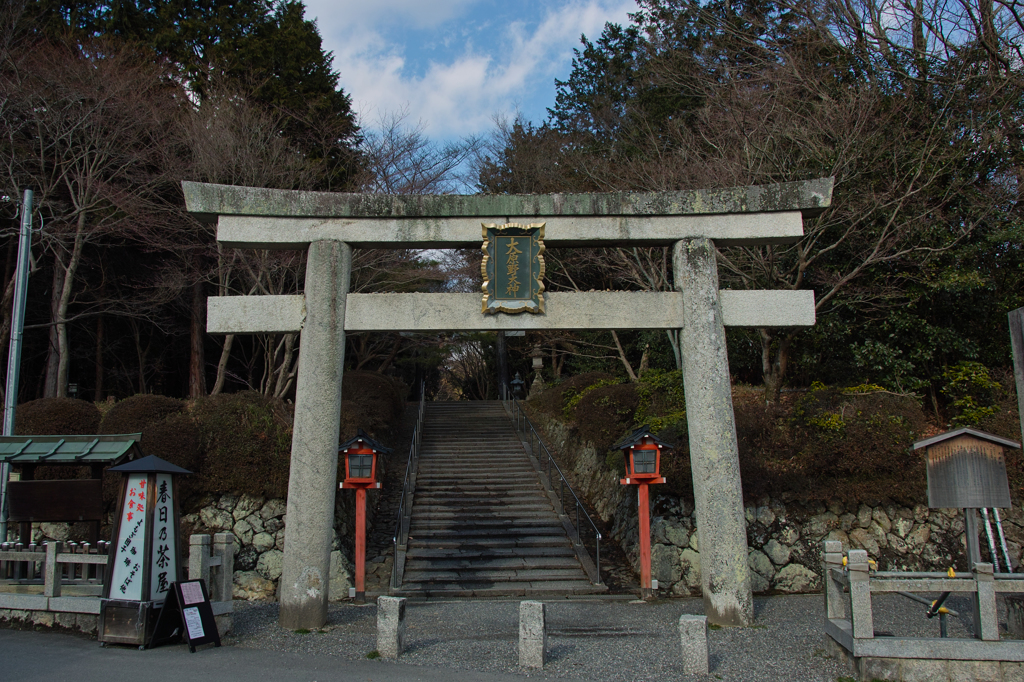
left=183, top=607, right=205, bottom=640
left=180, top=581, right=205, bottom=605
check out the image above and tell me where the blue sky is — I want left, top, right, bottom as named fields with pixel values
left=302, top=0, right=637, bottom=139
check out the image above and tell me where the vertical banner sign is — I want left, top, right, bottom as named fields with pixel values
left=149, top=473, right=176, bottom=604
left=481, top=222, right=545, bottom=314
left=110, top=473, right=148, bottom=600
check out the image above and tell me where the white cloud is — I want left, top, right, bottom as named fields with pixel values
left=305, top=0, right=636, bottom=138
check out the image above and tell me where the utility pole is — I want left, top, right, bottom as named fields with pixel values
left=0, top=189, right=33, bottom=542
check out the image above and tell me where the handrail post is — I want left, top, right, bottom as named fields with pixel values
left=823, top=540, right=845, bottom=620
left=847, top=549, right=874, bottom=639
left=974, top=562, right=999, bottom=640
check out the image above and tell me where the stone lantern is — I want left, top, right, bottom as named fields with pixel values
left=339, top=429, right=390, bottom=603
left=529, top=344, right=545, bottom=399
left=510, top=372, right=525, bottom=399
left=614, top=426, right=668, bottom=598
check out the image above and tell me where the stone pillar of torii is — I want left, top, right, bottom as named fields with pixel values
left=184, top=177, right=833, bottom=629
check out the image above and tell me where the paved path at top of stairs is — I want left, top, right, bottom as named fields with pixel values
left=397, top=401, right=600, bottom=597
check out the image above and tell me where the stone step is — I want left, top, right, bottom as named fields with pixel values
left=407, top=536, right=570, bottom=549
left=409, top=521, right=565, bottom=533
left=409, top=546, right=577, bottom=559
left=417, top=461, right=533, bottom=471
left=408, top=526, right=569, bottom=538
left=415, top=476, right=539, bottom=484
left=405, top=556, right=583, bottom=570
left=413, top=500, right=553, bottom=509
left=392, top=581, right=606, bottom=597
left=402, top=568, right=589, bottom=583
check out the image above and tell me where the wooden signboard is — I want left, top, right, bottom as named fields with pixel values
left=148, top=579, right=221, bottom=652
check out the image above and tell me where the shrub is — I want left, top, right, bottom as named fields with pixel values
left=340, top=371, right=407, bottom=441
left=190, top=392, right=293, bottom=500
left=99, top=394, right=185, bottom=434
left=942, top=361, right=1001, bottom=427
left=572, top=383, right=640, bottom=455
left=15, top=398, right=101, bottom=435
left=530, top=372, right=615, bottom=416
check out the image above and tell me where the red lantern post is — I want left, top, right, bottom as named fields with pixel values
left=614, top=427, right=668, bottom=599
left=339, top=429, right=389, bottom=603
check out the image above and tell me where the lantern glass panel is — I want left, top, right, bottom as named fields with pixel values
left=349, top=453, right=373, bottom=479
left=633, top=450, right=656, bottom=474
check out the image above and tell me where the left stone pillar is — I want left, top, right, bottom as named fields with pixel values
left=279, top=240, right=352, bottom=630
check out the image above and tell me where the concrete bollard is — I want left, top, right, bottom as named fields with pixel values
left=377, top=596, right=407, bottom=659
left=519, top=601, right=546, bottom=668
left=678, top=614, right=709, bottom=675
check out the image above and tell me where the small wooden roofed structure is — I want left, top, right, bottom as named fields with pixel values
left=913, top=427, right=1019, bottom=510
left=0, top=434, right=143, bottom=544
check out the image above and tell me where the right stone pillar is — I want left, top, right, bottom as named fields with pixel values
left=674, top=238, right=753, bottom=626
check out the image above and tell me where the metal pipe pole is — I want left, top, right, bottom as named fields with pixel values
left=981, top=508, right=1001, bottom=572
left=0, top=189, right=33, bottom=543
left=993, top=508, right=1014, bottom=571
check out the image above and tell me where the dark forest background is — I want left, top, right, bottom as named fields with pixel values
left=1, top=0, right=1022, bottom=428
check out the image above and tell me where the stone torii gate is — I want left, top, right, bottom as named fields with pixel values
left=184, top=177, right=833, bottom=630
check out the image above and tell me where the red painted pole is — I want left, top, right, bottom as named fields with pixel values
left=355, top=486, right=366, bottom=602
left=638, top=482, right=652, bottom=595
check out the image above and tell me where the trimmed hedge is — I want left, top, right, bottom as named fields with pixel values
left=99, top=394, right=185, bottom=435
left=190, top=391, right=293, bottom=501
left=15, top=398, right=100, bottom=435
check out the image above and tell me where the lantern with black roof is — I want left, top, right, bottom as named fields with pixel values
left=614, top=426, right=669, bottom=598
left=98, top=455, right=191, bottom=648
left=339, top=429, right=391, bottom=603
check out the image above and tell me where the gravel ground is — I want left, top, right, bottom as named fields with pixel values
left=225, top=592, right=1002, bottom=682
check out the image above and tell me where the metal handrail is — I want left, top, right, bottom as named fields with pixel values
left=501, top=386, right=602, bottom=584
left=390, top=383, right=426, bottom=590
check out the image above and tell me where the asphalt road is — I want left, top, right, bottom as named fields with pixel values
left=0, top=592, right=997, bottom=682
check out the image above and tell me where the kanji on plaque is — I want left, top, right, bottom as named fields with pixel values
left=109, top=473, right=147, bottom=601
left=149, top=473, right=177, bottom=603
left=481, top=222, right=545, bottom=314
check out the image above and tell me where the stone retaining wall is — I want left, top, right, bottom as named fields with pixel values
left=182, top=493, right=355, bottom=601
left=530, top=410, right=1024, bottom=596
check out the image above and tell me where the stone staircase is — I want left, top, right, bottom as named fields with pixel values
left=395, top=401, right=602, bottom=597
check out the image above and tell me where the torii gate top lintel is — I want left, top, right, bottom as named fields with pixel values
left=183, top=177, right=834, bottom=250
left=183, top=176, right=833, bottom=222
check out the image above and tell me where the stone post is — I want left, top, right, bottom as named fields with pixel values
left=212, top=533, right=235, bottom=602
left=519, top=600, right=546, bottom=668
left=377, top=596, right=407, bottom=659
left=973, top=562, right=999, bottom=641
left=673, top=238, right=752, bottom=626
left=823, top=540, right=846, bottom=620
left=43, top=541, right=62, bottom=598
left=189, top=534, right=211, bottom=583
left=677, top=614, right=709, bottom=675
left=279, top=240, right=352, bottom=630
left=847, top=549, right=874, bottom=639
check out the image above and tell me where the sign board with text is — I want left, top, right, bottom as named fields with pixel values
left=481, top=223, right=545, bottom=314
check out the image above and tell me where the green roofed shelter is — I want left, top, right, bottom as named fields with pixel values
left=0, top=434, right=143, bottom=546
left=0, top=434, right=142, bottom=466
